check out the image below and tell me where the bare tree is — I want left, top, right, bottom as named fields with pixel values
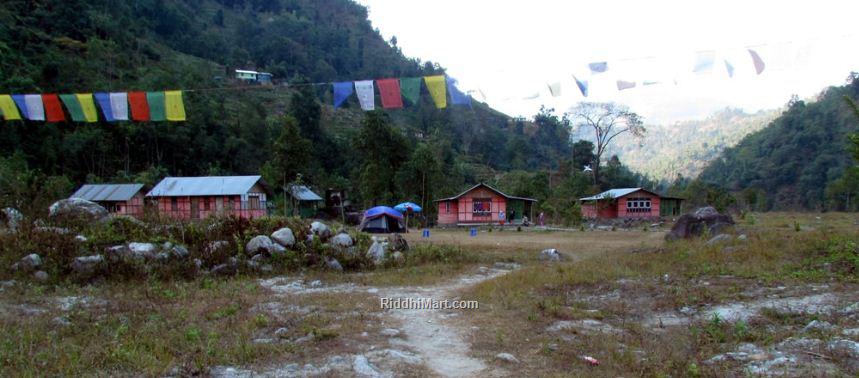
left=567, top=103, right=645, bottom=185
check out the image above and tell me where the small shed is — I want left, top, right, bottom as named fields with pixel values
left=235, top=69, right=273, bottom=84
left=147, top=176, right=273, bottom=219
left=435, top=183, right=536, bottom=226
left=579, top=188, right=683, bottom=219
left=70, top=183, right=146, bottom=217
left=286, top=184, right=323, bottom=218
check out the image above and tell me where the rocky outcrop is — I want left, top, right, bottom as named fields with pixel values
left=310, top=221, right=332, bottom=239
left=666, top=206, right=735, bottom=240
left=48, top=198, right=109, bottom=222
left=271, top=227, right=296, bottom=248
left=246, top=235, right=277, bottom=256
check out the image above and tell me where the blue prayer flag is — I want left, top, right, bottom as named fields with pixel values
left=11, top=95, right=28, bottom=119
left=588, top=62, right=608, bottom=73
left=333, top=82, right=354, bottom=108
left=446, top=77, right=471, bottom=106
left=94, top=92, right=115, bottom=121
left=573, top=76, right=589, bottom=97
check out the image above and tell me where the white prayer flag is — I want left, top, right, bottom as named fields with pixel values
left=23, top=94, right=45, bottom=121
left=354, top=80, right=375, bottom=111
left=547, top=82, right=562, bottom=97
left=693, top=51, right=716, bottom=73
left=109, top=92, right=129, bottom=121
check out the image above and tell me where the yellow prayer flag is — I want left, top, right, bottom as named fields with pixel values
left=164, top=90, right=186, bottom=121
left=423, top=75, right=447, bottom=109
left=0, top=95, right=22, bottom=120
left=75, top=93, right=99, bottom=122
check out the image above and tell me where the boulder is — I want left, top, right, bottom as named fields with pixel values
left=331, top=232, right=354, bottom=248
left=128, top=242, right=158, bottom=259
left=48, top=198, right=108, bottom=222
left=366, top=237, right=389, bottom=265
left=539, top=248, right=561, bottom=262
left=310, top=221, right=332, bottom=239
left=326, top=258, right=344, bottom=272
left=108, top=243, right=156, bottom=262
left=245, top=235, right=276, bottom=256
left=12, top=253, right=42, bottom=273
left=706, top=234, right=733, bottom=246
left=72, top=255, right=104, bottom=275
left=389, top=234, right=409, bottom=252
left=271, top=227, right=296, bottom=248
left=271, top=242, right=286, bottom=255
left=1, top=207, right=22, bottom=232
left=170, top=245, right=189, bottom=259
left=666, top=206, right=735, bottom=241
left=33, top=270, right=49, bottom=282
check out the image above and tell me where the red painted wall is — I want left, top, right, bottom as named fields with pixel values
left=437, top=187, right=508, bottom=225
left=581, top=190, right=661, bottom=219
left=152, top=195, right=267, bottom=219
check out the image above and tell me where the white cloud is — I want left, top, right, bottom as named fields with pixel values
left=357, top=0, right=859, bottom=123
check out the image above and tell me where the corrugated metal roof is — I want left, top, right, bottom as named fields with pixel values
left=147, top=176, right=265, bottom=197
left=287, top=185, right=322, bottom=201
left=579, top=188, right=647, bottom=201
left=71, top=183, right=144, bottom=202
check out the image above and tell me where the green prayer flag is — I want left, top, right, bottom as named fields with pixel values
left=59, top=94, right=85, bottom=122
left=399, top=77, right=421, bottom=106
left=146, top=91, right=166, bottom=121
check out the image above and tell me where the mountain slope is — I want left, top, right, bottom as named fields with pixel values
left=698, top=77, right=859, bottom=210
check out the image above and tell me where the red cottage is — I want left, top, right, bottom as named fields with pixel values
left=70, top=183, right=146, bottom=217
left=435, top=183, right=536, bottom=226
left=146, top=176, right=272, bottom=219
left=579, top=187, right=683, bottom=219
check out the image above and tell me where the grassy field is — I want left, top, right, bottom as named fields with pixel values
left=0, top=212, right=856, bottom=376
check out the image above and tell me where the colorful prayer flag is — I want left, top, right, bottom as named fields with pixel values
left=11, top=95, right=28, bottom=120
left=547, top=82, right=562, bottom=97
left=748, top=49, right=765, bottom=75
left=128, top=91, right=150, bottom=121
left=41, top=94, right=66, bottom=122
left=0, top=95, right=22, bottom=121
left=164, top=90, right=186, bottom=121
left=423, top=75, right=447, bottom=109
left=24, top=94, right=45, bottom=121
left=693, top=51, right=715, bottom=73
left=724, top=59, right=735, bottom=78
left=76, top=93, right=99, bottom=122
left=146, top=92, right=166, bottom=121
left=616, top=80, right=636, bottom=91
left=333, top=82, right=354, bottom=108
left=589, top=62, right=608, bottom=74
left=399, top=77, right=421, bottom=106
left=447, top=77, right=471, bottom=106
left=573, top=76, right=588, bottom=97
left=59, top=94, right=85, bottom=122
left=376, top=78, right=403, bottom=109
left=110, top=92, right=129, bottom=121
left=354, top=80, right=375, bottom=111
left=94, top=93, right=115, bottom=122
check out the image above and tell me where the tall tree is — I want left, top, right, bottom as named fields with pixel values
left=354, top=111, right=410, bottom=206
left=568, top=103, right=645, bottom=187
left=264, top=116, right=312, bottom=204
left=396, top=143, right=442, bottom=214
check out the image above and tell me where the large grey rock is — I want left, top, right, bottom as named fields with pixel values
left=48, top=198, right=108, bottom=222
left=107, top=243, right=156, bottom=262
left=366, top=237, right=388, bottom=265
left=310, top=221, right=332, bottom=239
left=389, top=233, right=409, bottom=252
left=331, top=232, right=354, bottom=248
left=12, top=253, right=42, bottom=273
left=666, top=206, right=735, bottom=241
left=1, top=207, right=22, bottom=232
left=72, top=255, right=104, bottom=275
left=271, top=227, right=296, bottom=248
left=706, top=234, right=733, bottom=246
left=169, top=244, right=189, bottom=259
left=246, top=235, right=276, bottom=256
left=539, top=248, right=561, bottom=262
left=33, top=270, right=49, bottom=282
left=128, top=242, right=158, bottom=259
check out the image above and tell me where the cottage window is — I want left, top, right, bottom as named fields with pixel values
left=249, top=196, right=261, bottom=210
left=204, top=198, right=211, bottom=211
left=171, top=198, right=178, bottom=211
left=626, top=197, right=651, bottom=213
left=472, top=198, right=491, bottom=216
left=445, top=202, right=450, bottom=213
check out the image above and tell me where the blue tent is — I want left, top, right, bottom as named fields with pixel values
left=359, top=206, right=406, bottom=233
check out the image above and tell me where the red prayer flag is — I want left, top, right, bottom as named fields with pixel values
left=376, top=78, right=403, bottom=109
left=41, top=94, right=66, bottom=122
left=128, top=91, right=150, bottom=121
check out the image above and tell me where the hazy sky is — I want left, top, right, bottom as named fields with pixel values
left=356, top=0, right=859, bottom=124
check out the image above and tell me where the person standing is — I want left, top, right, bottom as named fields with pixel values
left=539, top=211, right=545, bottom=226
left=499, top=210, right=505, bottom=226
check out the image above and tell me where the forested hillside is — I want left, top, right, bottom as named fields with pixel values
left=698, top=75, right=859, bottom=210
left=578, top=108, right=778, bottom=183
left=1, top=0, right=629, bottom=220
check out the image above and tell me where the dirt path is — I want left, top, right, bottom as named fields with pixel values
left=379, top=266, right=515, bottom=377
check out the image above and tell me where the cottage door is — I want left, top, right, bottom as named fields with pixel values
left=190, top=198, right=200, bottom=219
